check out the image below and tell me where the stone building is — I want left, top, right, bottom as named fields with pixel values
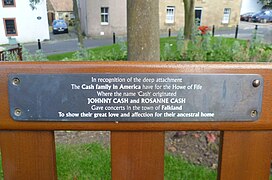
left=79, top=0, right=127, bottom=37
left=79, top=0, right=242, bottom=37
left=47, top=0, right=74, bottom=25
left=160, top=0, right=242, bottom=32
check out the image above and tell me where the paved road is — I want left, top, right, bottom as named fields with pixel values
left=24, top=38, right=114, bottom=55
left=217, top=21, right=272, bottom=42
left=23, top=21, right=271, bottom=56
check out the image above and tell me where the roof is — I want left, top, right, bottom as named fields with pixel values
left=48, top=0, right=73, bottom=12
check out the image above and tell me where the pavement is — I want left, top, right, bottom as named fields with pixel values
left=11, top=21, right=272, bottom=56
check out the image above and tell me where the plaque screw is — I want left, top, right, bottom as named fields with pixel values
left=14, top=108, right=22, bottom=117
left=252, top=79, right=260, bottom=88
left=250, top=110, right=258, bottom=118
left=12, top=78, right=20, bottom=86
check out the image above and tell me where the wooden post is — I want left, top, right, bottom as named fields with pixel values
left=111, top=132, right=164, bottom=179
left=0, top=131, right=57, bottom=179
left=111, top=0, right=164, bottom=179
left=18, top=43, right=23, bottom=61
left=218, top=131, right=272, bottom=180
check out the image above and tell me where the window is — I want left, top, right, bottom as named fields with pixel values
left=101, top=7, right=109, bottom=25
left=195, top=7, right=203, bottom=26
left=222, top=8, right=231, bottom=24
left=4, top=18, right=17, bottom=36
left=166, top=6, right=175, bottom=23
left=2, top=0, right=15, bottom=7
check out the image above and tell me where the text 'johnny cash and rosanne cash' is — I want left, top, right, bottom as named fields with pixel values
left=59, top=74, right=215, bottom=121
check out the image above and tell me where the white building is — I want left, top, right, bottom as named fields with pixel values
left=240, top=0, right=263, bottom=14
left=0, top=0, right=50, bottom=45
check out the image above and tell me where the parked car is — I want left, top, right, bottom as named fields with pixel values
left=250, top=10, right=272, bottom=22
left=240, top=12, right=254, bottom=21
left=52, top=20, right=68, bottom=34
left=249, top=10, right=265, bottom=22
left=258, top=11, right=272, bottom=23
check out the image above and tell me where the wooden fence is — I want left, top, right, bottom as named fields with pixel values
left=0, top=62, right=271, bottom=179
left=0, top=45, right=22, bottom=61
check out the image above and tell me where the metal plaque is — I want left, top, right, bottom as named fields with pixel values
left=8, top=74, right=263, bottom=122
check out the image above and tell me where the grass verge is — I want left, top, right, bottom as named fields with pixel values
left=47, top=44, right=122, bottom=61
left=0, top=143, right=271, bottom=179
left=47, top=36, right=271, bottom=62
left=56, top=143, right=111, bottom=179
left=56, top=143, right=217, bottom=179
left=47, top=37, right=242, bottom=61
left=164, top=154, right=217, bottom=179
left=0, top=158, right=2, bottom=180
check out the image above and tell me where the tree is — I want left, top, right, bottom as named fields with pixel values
left=258, top=0, right=272, bottom=8
left=183, top=0, right=195, bottom=40
left=258, top=0, right=272, bottom=4
left=73, top=0, right=84, bottom=48
left=29, top=0, right=41, bottom=10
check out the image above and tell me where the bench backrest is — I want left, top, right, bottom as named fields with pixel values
left=0, top=62, right=271, bottom=179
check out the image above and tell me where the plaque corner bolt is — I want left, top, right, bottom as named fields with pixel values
left=252, top=79, right=261, bottom=88
left=14, top=108, right=22, bottom=117
left=12, top=78, right=20, bottom=86
left=250, top=110, right=258, bottom=118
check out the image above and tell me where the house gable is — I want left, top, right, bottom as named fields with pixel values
left=47, top=0, right=73, bottom=24
left=0, top=0, right=50, bottom=45
left=48, top=0, right=73, bottom=12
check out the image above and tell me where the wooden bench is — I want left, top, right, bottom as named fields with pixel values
left=0, top=61, right=271, bottom=179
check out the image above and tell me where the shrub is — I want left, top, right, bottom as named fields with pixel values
left=159, top=27, right=272, bottom=62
